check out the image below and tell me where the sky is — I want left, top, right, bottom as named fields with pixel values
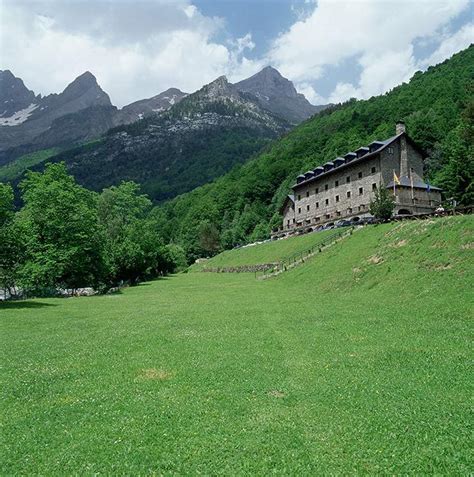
left=0, top=0, right=472, bottom=107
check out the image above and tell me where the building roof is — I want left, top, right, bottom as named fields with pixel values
left=386, top=176, right=442, bottom=191
left=292, top=132, right=425, bottom=189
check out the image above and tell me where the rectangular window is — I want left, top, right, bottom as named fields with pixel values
left=293, top=218, right=295, bottom=223
left=326, top=214, right=331, bottom=219
left=388, top=147, right=394, bottom=154
left=306, top=205, right=310, bottom=211
left=316, top=202, right=319, bottom=208
left=336, top=211, right=341, bottom=216
left=298, top=207, right=301, bottom=214
left=315, top=217, right=320, bottom=222
left=359, top=204, right=365, bottom=211
left=306, top=191, right=309, bottom=198
left=347, top=207, right=352, bottom=214
left=346, top=176, right=350, bottom=183
left=335, top=180, right=339, bottom=187
left=371, top=166, right=376, bottom=173
left=359, top=187, right=363, bottom=195
left=287, top=220, right=290, bottom=226
left=325, top=198, right=329, bottom=205
left=347, top=191, right=351, bottom=198
left=325, top=184, right=329, bottom=191
left=358, top=171, right=363, bottom=179
left=315, top=187, right=319, bottom=194
left=336, top=195, right=340, bottom=202
left=297, top=194, right=301, bottom=200
left=372, top=183, right=377, bottom=191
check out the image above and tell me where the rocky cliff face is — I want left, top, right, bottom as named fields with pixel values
left=1, top=67, right=326, bottom=202
left=0, top=71, right=116, bottom=161
left=0, top=67, right=324, bottom=164
left=235, top=66, right=327, bottom=124
left=30, top=76, right=291, bottom=202
left=0, top=72, right=188, bottom=163
left=116, top=88, right=187, bottom=124
left=0, top=70, right=39, bottom=121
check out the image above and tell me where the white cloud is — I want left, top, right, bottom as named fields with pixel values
left=0, top=0, right=259, bottom=107
left=421, top=22, right=474, bottom=67
left=294, top=82, right=326, bottom=104
left=269, top=0, right=471, bottom=103
left=0, top=0, right=471, bottom=108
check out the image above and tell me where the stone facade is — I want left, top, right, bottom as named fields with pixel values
left=279, top=123, right=442, bottom=234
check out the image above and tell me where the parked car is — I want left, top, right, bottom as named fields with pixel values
left=335, top=220, right=352, bottom=228
left=360, top=216, right=377, bottom=225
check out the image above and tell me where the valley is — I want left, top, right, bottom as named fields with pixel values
left=2, top=216, right=472, bottom=474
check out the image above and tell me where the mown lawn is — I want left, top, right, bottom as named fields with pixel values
left=1, top=216, right=472, bottom=474
left=190, top=227, right=338, bottom=270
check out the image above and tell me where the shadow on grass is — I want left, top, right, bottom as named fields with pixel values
left=0, top=301, right=58, bottom=310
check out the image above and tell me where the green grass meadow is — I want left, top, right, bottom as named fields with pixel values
left=190, top=228, right=338, bottom=270
left=0, top=149, right=59, bottom=182
left=1, top=216, right=473, bottom=474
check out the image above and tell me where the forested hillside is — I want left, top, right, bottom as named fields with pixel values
left=154, top=46, right=473, bottom=261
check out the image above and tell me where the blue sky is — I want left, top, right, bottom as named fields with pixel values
left=1, top=0, right=472, bottom=106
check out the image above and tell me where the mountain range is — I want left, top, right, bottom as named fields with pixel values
left=0, top=67, right=327, bottom=201
left=0, top=67, right=324, bottom=164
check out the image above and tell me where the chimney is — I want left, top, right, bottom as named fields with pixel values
left=396, top=121, right=406, bottom=135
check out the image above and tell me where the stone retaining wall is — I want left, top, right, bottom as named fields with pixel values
left=201, top=263, right=278, bottom=273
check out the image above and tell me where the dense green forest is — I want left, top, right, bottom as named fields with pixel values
left=0, top=164, right=186, bottom=296
left=152, top=46, right=473, bottom=261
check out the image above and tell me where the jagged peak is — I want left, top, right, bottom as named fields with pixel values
left=0, top=69, right=16, bottom=79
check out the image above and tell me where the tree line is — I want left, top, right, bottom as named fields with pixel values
left=0, top=163, right=186, bottom=298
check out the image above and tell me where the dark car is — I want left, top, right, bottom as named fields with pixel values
left=335, top=220, right=352, bottom=228
left=360, top=216, right=377, bottom=225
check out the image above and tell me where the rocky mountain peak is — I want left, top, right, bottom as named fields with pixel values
left=60, top=71, right=111, bottom=105
left=0, top=70, right=38, bottom=119
left=234, top=66, right=327, bottom=124
left=200, top=75, right=238, bottom=100
left=236, top=66, right=298, bottom=99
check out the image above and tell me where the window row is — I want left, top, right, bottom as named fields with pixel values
left=296, top=184, right=377, bottom=213
left=297, top=167, right=378, bottom=200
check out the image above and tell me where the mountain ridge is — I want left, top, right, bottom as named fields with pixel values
left=0, top=67, right=325, bottom=164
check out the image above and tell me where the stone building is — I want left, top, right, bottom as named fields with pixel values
left=279, top=122, right=442, bottom=234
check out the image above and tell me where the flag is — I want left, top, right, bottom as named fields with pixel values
left=393, top=171, right=400, bottom=185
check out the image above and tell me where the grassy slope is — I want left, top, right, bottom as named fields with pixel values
left=0, top=148, right=59, bottom=182
left=191, top=228, right=337, bottom=270
left=1, top=216, right=472, bottom=474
